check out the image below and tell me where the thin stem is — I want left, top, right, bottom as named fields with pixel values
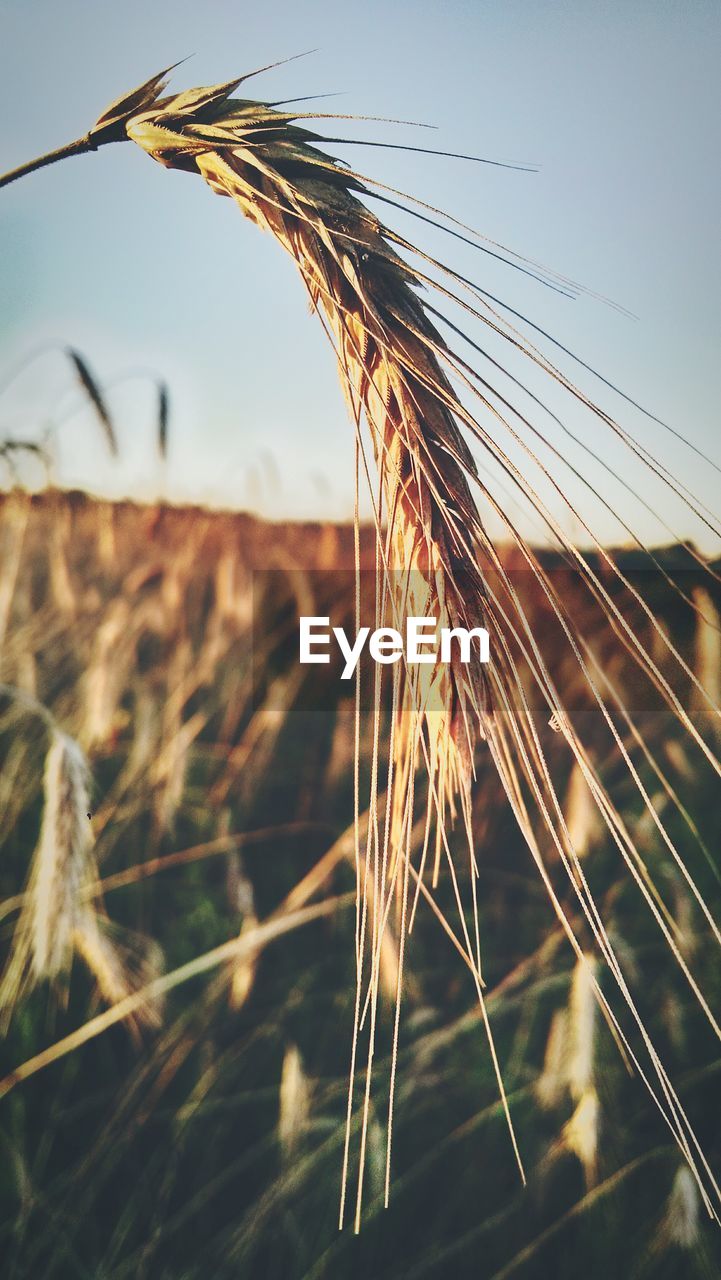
left=0, top=135, right=99, bottom=191
left=0, top=892, right=354, bottom=1098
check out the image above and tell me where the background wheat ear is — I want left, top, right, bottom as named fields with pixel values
left=65, top=349, right=118, bottom=456
left=0, top=711, right=158, bottom=1034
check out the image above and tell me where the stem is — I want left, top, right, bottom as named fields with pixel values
left=0, top=134, right=99, bottom=191
left=0, top=893, right=354, bottom=1098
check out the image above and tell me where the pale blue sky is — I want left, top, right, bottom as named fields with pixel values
left=0, top=0, right=719, bottom=548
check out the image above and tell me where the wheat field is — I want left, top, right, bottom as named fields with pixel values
left=0, top=488, right=719, bottom=1276
left=1, top=54, right=721, bottom=1279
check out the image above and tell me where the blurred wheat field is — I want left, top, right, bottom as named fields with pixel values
left=0, top=487, right=720, bottom=1277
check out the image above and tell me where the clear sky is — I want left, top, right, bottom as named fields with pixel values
left=0, top=0, right=719, bottom=549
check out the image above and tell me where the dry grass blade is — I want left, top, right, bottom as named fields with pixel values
left=0, top=894, right=352, bottom=1099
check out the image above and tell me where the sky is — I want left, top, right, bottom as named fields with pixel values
left=0, top=0, right=719, bottom=548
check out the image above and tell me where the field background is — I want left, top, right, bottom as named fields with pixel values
left=1, top=488, right=720, bottom=1278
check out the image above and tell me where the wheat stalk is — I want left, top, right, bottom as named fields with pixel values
left=3, top=64, right=721, bottom=1227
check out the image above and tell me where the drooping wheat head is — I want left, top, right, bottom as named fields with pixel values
left=102, top=67, right=721, bottom=1225
left=3, top=63, right=721, bottom=1229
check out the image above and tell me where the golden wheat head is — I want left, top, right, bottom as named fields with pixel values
left=4, top=63, right=721, bottom=1229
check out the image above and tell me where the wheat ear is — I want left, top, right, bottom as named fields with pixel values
left=4, top=66, right=721, bottom=1225
left=117, top=73, right=721, bottom=1223
left=0, top=714, right=159, bottom=1034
